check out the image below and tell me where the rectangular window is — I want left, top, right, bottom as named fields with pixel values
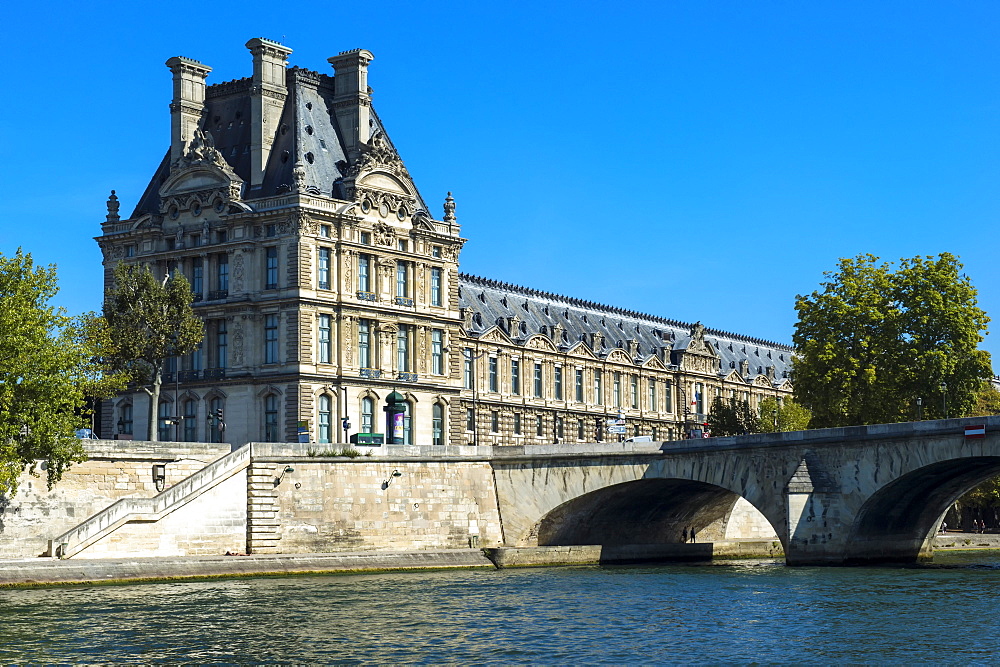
left=318, top=248, right=331, bottom=290
left=319, top=314, right=331, bottom=364
left=320, top=225, right=331, bottom=238
left=358, top=319, right=370, bottom=368
left=594, top=369, right=603, bottom=405
left=463, top=348, right=473, bottom=389
left=265, top=247, right=278, bottom=289
left=183, top=400, right=197, bottom=442
left=489, top=357, right=498, bottom=392
left=613, top=371, right=622, bottom=408
left=511, top=360, right=521, bottom=395
left=652, top=427, right=658, bottom=441
left=631, top=376, right=639, bottom=409
left=191, top=258, right=203, bottom=296
left=513, top=413, right=522, bottom=435
left=358, top=254, right=371, bottom=292
left=556, top=416, right=564, bottom=440
left=360, top=231, right=371, bottom=245
left=554, top=367, right=563, bottom=400
left=466, top=408, right=475, bottom=432
left=397, top=325, right=410, bottom=372
left=533, top=363, right=543, bottom=398
left=432, top=245, right=442, bottom=258
left=491, top=411, right=499, bottom=433
left=431, top=329, right=443, bottom=375
left=396, top=261, right=408, bottom=297
left=577, top=419, right=584, bottom=440
left=216, top=320, right=228, bottom=369
left=266, top=224, right=276, bottom=237
left=217, top=229, right=228, bottom=244
left=575, top=369, right=584, bottom=402
left=696, top=382, right=705, bottom=415
left=264, top=314, right=278, bottom=364
left=535, top=415, right=544, bottom=437
left=217, top=253, right=229, bottom=291
left=431, top=267, right=442, bottom=306
left=649, top=379, right=657, bottom=412
left=191, top=345, right=202, bottom=371
left=398, top=239, right=408, bottom=252
left=665, top=383, right=673, bottom=412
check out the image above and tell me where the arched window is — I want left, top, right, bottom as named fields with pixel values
left=318, top=395, right=332, bottom=443
left=432, top=403, right=444, bottom=446
left=183, top=399, right=197, bottom=441
left=361, top=396, right=374, bottom=433
left=264, top=395, right=279, bottom=442
left=158, top=401, right=173, bottom=441
left=209, top=397, right=224, bottom=443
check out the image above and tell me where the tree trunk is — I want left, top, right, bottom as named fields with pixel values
left=146, top=372, right=162, bottom=441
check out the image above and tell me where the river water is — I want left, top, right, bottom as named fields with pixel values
left=2, top=552, right=999, bottom=664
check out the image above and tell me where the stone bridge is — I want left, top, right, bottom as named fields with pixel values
left=490, top=416, right=1000, bottom=565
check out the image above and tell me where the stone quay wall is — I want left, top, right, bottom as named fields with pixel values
left=0, top=440, right=231, bottom=559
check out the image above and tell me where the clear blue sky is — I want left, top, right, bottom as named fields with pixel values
left=2, top=2, right=998, bottom=368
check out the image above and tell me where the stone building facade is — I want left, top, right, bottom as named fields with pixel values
left=97, top=39, right=793, bottom=448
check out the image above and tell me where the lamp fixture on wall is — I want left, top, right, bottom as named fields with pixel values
left=274, top=465, right=295, bottom=486
left=382, top=469, right=402, bottom=490
left=152, top=464, right=166, bottom=492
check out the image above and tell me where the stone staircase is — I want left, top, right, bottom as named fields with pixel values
left=50, top=444, right=252, bottom=558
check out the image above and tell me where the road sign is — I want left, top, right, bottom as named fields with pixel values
left=606, top=419, right=626, bottom=425
left=608, top=425, right=627, bottom=434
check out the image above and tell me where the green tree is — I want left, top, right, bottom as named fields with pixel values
left=103, top=264, right=203, bottom=441
left=0, top=250, right=120, bottom=494
left=793, top=253, right=992, bottom=428
left=707, top=397, right=761, bottom=436
left=757, top=396, right=812, bottom=433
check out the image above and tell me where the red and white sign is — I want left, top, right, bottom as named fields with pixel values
left=965, top=425, right=986, bottom=439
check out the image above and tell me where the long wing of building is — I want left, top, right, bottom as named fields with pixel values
left=96, top=39, right=793, bottom=447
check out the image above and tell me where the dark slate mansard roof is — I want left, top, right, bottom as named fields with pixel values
left=458, top=274, right=794, bottom=383
left=131, top=67, right=430, bottom=218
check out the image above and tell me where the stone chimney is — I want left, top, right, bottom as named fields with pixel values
left=246, top=38, right=293, bottom=190
left=327, top=49, right=375, bottom=161
left=165, top=57, right=212, bottom=165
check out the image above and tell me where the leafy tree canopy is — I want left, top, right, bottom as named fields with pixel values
left=707, top=397, right=761, bottom=436
left=0, top=250, right=122, bottom=494
left=102, top=263, right=203, bottom=441
left=793, top=253, right=992, bottom=428
left=757, top=396, right=812, bottom=433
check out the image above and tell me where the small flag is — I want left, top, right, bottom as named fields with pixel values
left=965, top=425, right=986, bottom=439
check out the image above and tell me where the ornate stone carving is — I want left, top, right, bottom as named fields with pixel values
left=354, top=186, right=414, bottom=217
left=343, top=131, right=410, bottom=179
left=233, top=252, right=245, bottom=291
left=443, top=192, right=456, bottom=223
left=372, top=221, right=395, bottom=246
left=232, top=324, right=244, bottom=366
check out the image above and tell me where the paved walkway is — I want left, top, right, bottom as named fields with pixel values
left=0, top=549, right=493, bottom=588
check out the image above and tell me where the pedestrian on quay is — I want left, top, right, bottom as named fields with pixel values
left=682, top=528, right=688, bottom=543
left=691, top=528, right=697, bottom=543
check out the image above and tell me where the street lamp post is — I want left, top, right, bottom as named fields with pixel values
left=916, top=397, right=923, bottom=421
left=939, top=381, right=948, bottom=419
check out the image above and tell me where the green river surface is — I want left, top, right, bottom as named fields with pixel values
left=1, top=551, right=999, bottom=664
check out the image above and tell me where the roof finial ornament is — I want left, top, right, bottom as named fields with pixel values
left=106, top=190, right=120, bottom=222
left=443, top=191, right=456, bottom=223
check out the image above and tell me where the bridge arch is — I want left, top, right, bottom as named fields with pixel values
left=845, top=456, right=1000, bottom=564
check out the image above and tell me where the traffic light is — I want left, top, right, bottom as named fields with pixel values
left=216, top=408, right=225, bottom=432
left=595, top=417, right=603, bottom=442
left=342, top=417, right=351, bottom=431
